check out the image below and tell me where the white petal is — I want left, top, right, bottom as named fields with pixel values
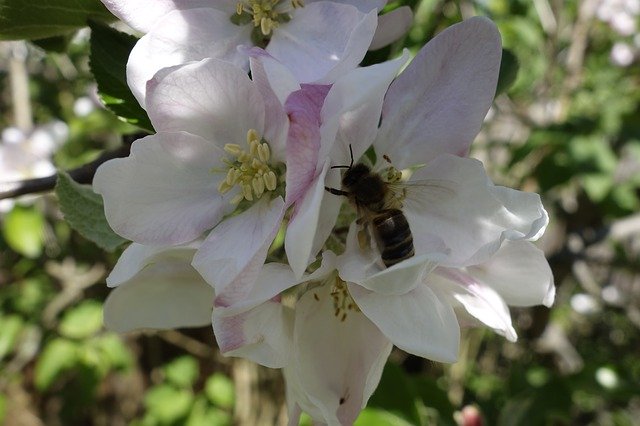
left=193, top=197, right=285, bottom=297
left=127, top=8, right=251, bottom=106
left=100, top=0, right=230, bottom=33
left=103, top=258, right=213, bottom=332
left=107, top=242, right=199, bottom=287
left=288, top=284, right=392, bottom=425
left=429, top=268, right=517, bottom=342
left=93, top=132, right=230, bottom=245
left=375, top=16, right=502, bottom=169
left=304, top=0, right=386, bottom=13
left=369, top=6, right=413, bottom=50
left=349, top=284, right=460, bottom=362
left=213, top=301, right=293, bottom=368
left=146, top=58, right=265, bottom=145
left=406, top=155, right=548, bottom=267
left=285, top=164, right=342, bottom=278
left=467, top=240, right=555, bottom=307
left=337, top=223, right=445, bottom=295
left=268, top=3, right=377, bottom=83
left=320, top=51, right=409, bottom=165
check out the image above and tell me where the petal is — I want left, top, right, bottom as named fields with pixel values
left=106, top=242, right=199, bottom=287
left=406, top=154, right=548, bottom=267
left=320, top=51, right=409, bottom=165
left=304, top=0, right=386, bottom=13
left=285, top=84, right=331, bottom=205
left=285, top=163, right=342, bottom=278
left=99, top=0, right=229, bottom=33
left=369, top=6, right=414, bottom=50
left=268, top=3, right=377, bottom=83
left=103, top=257, right=213, bottom=332
left=337, top=223, right=446, bottom=295
left=349, top=283, right=460, bottom=362
left=429, top=268, right=517, bottom=342
left=127, top=8, right=251, bottom=106
left=193, top=196, right=285, bottom=299
left=375, top=16, right=502, bottom=169
left=93, top=132, right=231, bottom=245
left=288, top=284, right=392, bottom=425
left=212, top=300, right=293, bottom=368
left=467, top=240, right=555, bottom=307
left=146, top=58, right=265, bottom=145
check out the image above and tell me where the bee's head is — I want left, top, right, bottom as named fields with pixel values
left=342, top=163, right=370, bottom=189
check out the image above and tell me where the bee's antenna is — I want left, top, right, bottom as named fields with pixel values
left=330, top=144, right=355, bottom=170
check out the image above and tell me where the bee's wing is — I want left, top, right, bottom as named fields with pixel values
left=386, top=179, right=458, bottom=212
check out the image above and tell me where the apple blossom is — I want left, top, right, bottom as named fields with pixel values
left=284, top=16, right=549, bottom=279
left=100, top=0, right=413, bottom=106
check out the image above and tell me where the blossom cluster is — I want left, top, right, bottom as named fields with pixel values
left=94, top=2, right=555, bottom=424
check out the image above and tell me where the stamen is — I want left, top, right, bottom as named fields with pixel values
left=217, top=129, right=280, bottom=203
left=233, top=0, right=302, bottom=36
left=330, top=276, right=360, bottom=321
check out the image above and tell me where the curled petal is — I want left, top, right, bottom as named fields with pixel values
left=467, top=240, right=555, bottom=307
left=369, top=6, right=413, bottom=50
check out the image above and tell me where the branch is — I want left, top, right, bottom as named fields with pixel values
left=0, top=134, right=141, bottom=200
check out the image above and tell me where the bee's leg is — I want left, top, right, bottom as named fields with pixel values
left=325, top=187, right=349, bottom=197
left=356, top=218, right=371, bottom=250
left=383, top=154, right=393, bottom=164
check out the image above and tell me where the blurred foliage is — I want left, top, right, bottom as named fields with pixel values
left=1, top=0, right=640, bottom=424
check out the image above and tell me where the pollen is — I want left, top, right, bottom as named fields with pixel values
left=235, top=0, right=304, bottom=36
left=218, top=129, right=279, bottom=204
left=330, top=276, right=360, bottom=322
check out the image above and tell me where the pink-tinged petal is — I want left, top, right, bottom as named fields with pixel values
left=337, top=223, right=446, bottom=295
left=375, top=17, right=502, bottom=169
left=193, top=197, right=285, bottom=299
left=285, top=164, right=342, bottom=278
left=146, top=58, right=265, bottom=145
left=93, top=132, right=231, bottom=245
left=214, top=262, right=301, bottom=314
left=429, top=268, right=517, bottom=342
left=288, top=284, right=392, bottom=425
left=107, top=242, right=198, bottom=287
left=212, top=301, right=293, bottom=368
left=127, top=8, right=251, bottom=106
left=349, top=284, right=460, bottom=362
left=320, top=51, right=409, bottom=166
left=467, top=240, right=555, bottom=307
left=369, top=6, right=413, bottom=50
left=285, top=84, right=331, bottom=205
left=248, top=51, right=297, bottom=161
left=268, top=3, right=377, bottom=84
left=405, top=154, right=548, bottom=267
left=103, top=258, right=213, bottom=333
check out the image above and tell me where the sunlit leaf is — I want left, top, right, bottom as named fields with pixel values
left=164, top=356, right=200, bottom=389
left=1, top=205, right=45, bottom=258
left=59, top=300, right=104, bottom=339
left=205, top=373, right=235, bottom=410
left=34, top=338, right=79, bottom=390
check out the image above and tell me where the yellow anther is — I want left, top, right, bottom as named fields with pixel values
left=242, top=184, right=254, bottom=201
left=236, top=2, right=244, bottom=15
left=218, top=180, right=232, bottom=194
left=292, top=0, right=303, bottom=7
left=258, top=143, right=270, bottom=162
left=224, top=143, right=242, bottom=156
left=225, top=168, right=237, bottom=186
left=231, top=194, right=244, bottom=205
left=247, top=128, right=260, bottom=144
left=252, top=176, right=265, bottom=197
left=264, top=170, right=277, bottom=191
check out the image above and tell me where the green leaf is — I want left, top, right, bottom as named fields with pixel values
left=89, top=21, right=154, bottom=131
left=496, top=49, right=519, bottom=95
left=34, top=338, right=79, bottom=390
left=367, top=362, right=422, bottom=426
left=1, top=205, right=45, bottom=258
left=59, top=300, right=104, bottom=339
left=55, top=171, right=127, bottom=252
left=144, top=385, right=194, bottom=424
left=355, top=408, right=414, bottom=426
left=93, top=333, right=134, bottom=371
left=0, top=0, right=114, bottom=40
left=0, top=315, right=24, bottom=360
left=164, top=356, right=200, bottom=389
left=186, top=397, right=232, bottom=426
left=205, top=373, right=235, bottom=409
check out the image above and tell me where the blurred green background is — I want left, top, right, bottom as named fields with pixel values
left=1, top=0, right=639, bottom=424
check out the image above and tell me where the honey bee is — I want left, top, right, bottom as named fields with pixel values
left=325, top=146, right=417, bottom=268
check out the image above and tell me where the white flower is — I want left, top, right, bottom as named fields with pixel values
left=100, top=0, right=412, bottom=106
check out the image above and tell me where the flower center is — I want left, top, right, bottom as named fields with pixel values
left=233, top=0, right=304, bottom=45
left=330, top=276, right=360, bottom=322
left=218, top=129, right=279, bottom=205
